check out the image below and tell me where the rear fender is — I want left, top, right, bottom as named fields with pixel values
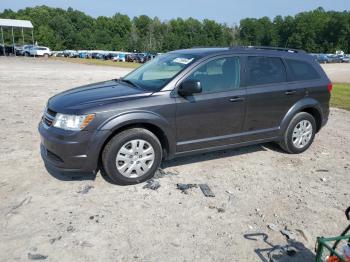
left=279, top=98, right=323, bottom=136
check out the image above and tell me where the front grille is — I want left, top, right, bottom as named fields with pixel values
left=42, top=108, right=56, bottom=127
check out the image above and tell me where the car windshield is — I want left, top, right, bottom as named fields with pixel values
left=122, top=53, right=199, bottom=92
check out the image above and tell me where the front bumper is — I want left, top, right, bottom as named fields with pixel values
left=38, top=122, right=109, bottom=173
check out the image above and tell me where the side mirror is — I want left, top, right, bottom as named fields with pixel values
left=178, top=80, right=202, bottom=96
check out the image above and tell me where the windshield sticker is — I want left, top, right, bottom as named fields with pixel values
left=173, top=57, right=194, bottom=65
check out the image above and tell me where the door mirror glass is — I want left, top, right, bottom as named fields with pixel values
left=178, top=80, right=202, bottom=96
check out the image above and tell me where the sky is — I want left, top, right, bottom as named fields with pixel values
left=0, top=0, right=349, bottom=24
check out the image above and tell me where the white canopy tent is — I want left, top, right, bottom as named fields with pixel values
left=0, top=18, right=34, bottom=56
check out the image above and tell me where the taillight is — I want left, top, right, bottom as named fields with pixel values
left=327, top=82, right=333, bottom=93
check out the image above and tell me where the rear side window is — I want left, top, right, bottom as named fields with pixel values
left=286, top=59, right=320, bottom=81
left=246, top=56, right=286, bottom=86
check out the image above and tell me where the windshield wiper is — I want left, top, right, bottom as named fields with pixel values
left=119, top=78, right=140, bottom=89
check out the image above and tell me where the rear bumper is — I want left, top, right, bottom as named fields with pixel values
left=38, top=122, right=110, bottom=173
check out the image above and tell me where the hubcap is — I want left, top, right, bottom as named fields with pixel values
left=116, top=139, right=155, bottom=178
left=292, top=120, right=313, bottom=149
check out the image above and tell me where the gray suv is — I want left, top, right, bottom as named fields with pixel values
left=39, top=46, right=331, bottom=184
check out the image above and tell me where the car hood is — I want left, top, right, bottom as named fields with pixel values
left=48, top=80, right=152, bottom=113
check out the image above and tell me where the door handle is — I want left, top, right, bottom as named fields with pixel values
left=229, top=97, right=245, bottom=102
left=285, top=90, right=297, bottom=95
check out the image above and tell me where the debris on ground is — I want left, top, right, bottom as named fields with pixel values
left=267, top=223, right=280, bottom=232
left=153, top=168, right=178, bottom=179
left=225, top=190, right=235, bottom=206
left=176, top=183, right=197, bottom=194
left=74, top=240, right=94, bottom=247
left=217, top=207, right=225, bottom=213
left=295, top=229, right=311, bottom=242
left=143, top=179, right=160, bottom=190
left=6, top=196, right=32, bottom=215
left=77, top=185, right=94, bottom=194
left=49, top=236, right=62, bottom=244
left=281, top=228, right=297, bottom=240
left=320, top=177, right=327, bottom=182
left=199, top=184, right=215, bottom=197
left=209, top=205, right=225, bottom=213
left=66, top=225, right=74, bottom=232
left=316, top=169, right=329, bottom=172
left=27, top=253, right=48, bottom=260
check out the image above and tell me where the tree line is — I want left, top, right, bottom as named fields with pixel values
left=0, top=6, right=349, bottom=53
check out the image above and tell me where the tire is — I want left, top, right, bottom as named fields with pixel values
left=279, top=112, right=316, bottom=154
left=44, top=53, right=49, bottom=58
left=102, top=128, right=162, bottom=185
left=24, top=52, right=29, bottom=57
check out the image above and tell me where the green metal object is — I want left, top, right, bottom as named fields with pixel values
left=315, top=207, right=350, bottom=262
left=316, top=236, right=350, bottom=262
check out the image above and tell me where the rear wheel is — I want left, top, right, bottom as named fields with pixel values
left=280, top=112, right=316, bottom=154
left=102, top=128, right=162, bottom=185
left=43, top=53, right=49, bottom=58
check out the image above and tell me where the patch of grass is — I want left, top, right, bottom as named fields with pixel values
left=331, top=83, right=350, bottom=111
left=50, top=57, right=140, bottom=69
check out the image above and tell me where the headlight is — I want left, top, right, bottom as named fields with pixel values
left=52, top=113, right=95, bottom=131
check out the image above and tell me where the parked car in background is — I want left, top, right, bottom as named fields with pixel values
left=126, top=53, right=138, bottom=62
left=0, top=44, right=17, bottom=56
left=137, top=53, right=147, bottom=63
left=110, top=53, right=126, bottom=62
left=64, top=50, right=79, bottom=58
left=52, top=51, right=65, bottom=57
left=118, top=53, right=126, bottom=62
left=316, top=54, right=330, bottom=64
left=91, top=52, right=105, bottom=59
left=22, top=45, right=35, bottom=56
left=327, top=54, right=343, bottom=63
left=29, top=46, right=52, bottom=57
left=144, top=53, right=157, bottom=62
left=39, top=46, right=331, bottom=185
left=341, top=55, right=350, bottom=63
left=12, top=44, right=24, bottom=55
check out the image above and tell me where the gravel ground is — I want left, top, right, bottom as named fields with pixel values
left=321, top=63, right=350, bottom=83
left=0, top=57, right=349, bottom=262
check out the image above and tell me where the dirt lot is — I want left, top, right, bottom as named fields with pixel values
left=0, top=57, right=349, bottom=262
left=321, top=63, right=350, bottom=83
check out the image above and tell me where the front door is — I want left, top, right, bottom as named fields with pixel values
left=175, top=56, right=246, bottom=152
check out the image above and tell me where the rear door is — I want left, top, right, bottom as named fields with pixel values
left=175, top=56, right=246, bottom=152
left=243, top=56, right=306, bottom=140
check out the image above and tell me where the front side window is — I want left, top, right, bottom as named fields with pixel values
left=247, top=56, right=287, bottom=86
left=185, top=57, right=240, bottom=93
left=286, top=59, right=320, bottom=81
left=123, top=53, right=199, bottom=92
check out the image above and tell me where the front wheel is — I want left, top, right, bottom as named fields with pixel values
left=280, top=112, right=316, bottom=154
left=102, top=128, right=162, bottom=185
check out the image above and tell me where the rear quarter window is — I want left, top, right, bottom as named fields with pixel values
left=246, top=56, right=287, bottom=86
left=285, top=59, right=320, bottom=81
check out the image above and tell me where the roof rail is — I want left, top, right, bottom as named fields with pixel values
left=230, top=46, right=306, bottom=54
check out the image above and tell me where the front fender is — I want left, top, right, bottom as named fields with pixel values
left=279, top=98, right=323, bottom=135
left=98, top=110, right=176, bottom=158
